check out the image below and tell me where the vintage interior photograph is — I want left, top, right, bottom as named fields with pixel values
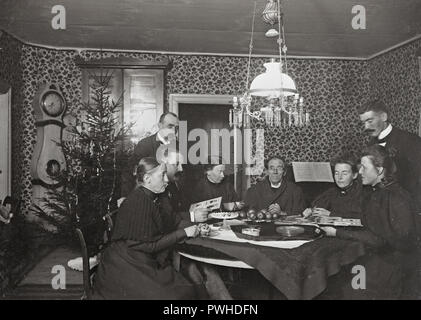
left=0, top=0, right=420, bottom=302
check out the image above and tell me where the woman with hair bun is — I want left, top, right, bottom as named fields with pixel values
left=93, top=157, right=204, bottom=299
left=321, top=145, right=416, bottom=299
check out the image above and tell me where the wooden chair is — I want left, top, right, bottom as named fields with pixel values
left=75, top=210, right=116, bottom=300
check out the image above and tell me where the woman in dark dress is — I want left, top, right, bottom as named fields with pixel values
left=321, top=145, right=416, bottom=299
left=93, top=157, right=204, bottom=299
left=190, top=156, right=239, bottom=205
left=303, top=154, right=363, bottom=219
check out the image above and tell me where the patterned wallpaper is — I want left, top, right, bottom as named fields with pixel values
left=369, top=39, right=421, bottom=134
left=0, top=31, right=419, bottom=215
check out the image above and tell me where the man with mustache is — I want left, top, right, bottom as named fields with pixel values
left=359, top=100, right=421, bottom=212
left=159, top=149, right=209, bottom=223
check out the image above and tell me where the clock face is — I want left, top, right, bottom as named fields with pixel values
left=41, top=91, right=65, bottom=117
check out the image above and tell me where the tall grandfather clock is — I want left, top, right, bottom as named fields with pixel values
left=31, top=83, right=67, bottom=208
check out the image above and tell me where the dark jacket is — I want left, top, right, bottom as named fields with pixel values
left=245, top=177, right=306, bottom=215
left=336, top=182, right=416, bottom=299
left=311, top=180, right=363, bottom=219
left=369, top=126, right=421, bottom=211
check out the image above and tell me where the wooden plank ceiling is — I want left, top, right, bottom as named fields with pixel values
left=0, top=0, right=420, bottom=58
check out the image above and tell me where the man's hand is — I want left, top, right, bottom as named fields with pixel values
left=320, top=226, right=337, bottom=237
left=184, top=225, right=200, bottom=238
left=268, top=203, right=282, bottom=215
left=193, top=208, right=209, bottom=223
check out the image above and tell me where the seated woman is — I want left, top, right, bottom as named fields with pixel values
left=190, top=156, right=239, bottom=206
left=303, top=154, right=363, bottom=219
left=321, top=145, right=416, bottom=299
left=93, top=157, right=204, bottom=300
left=245, top=156, right=305, bottom=216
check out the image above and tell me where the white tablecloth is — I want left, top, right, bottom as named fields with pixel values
left=208, top=219, right=311, bottom=249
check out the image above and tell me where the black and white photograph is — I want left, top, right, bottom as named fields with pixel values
left=0, top=0, right=420, bottom=305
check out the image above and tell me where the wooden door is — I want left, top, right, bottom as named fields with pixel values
left=178, top=103, right=235, bottom=192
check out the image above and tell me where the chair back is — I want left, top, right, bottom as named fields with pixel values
left=75, top=211, right=116, bottom=300
left=75, top=227, right=92, bottom=299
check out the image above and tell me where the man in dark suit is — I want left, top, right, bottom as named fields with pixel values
left=160, top=150, right=208, bottom=223
left=120, top=112, right=179, bottom=198
left=359, top=100, right=421, bottom=211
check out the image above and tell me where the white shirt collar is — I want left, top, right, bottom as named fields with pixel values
left=378, top=124, right=392, bottom=140
left=157, top=131, right=170, bottom=145
left=270, top=181, right=282, bottom=188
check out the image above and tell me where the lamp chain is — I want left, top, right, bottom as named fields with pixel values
left=246, top=1, right=257, bottom=91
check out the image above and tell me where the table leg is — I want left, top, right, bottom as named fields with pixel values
left=201, top=264, right=233, bottom=300
left=173, top=251, right=181, bottom=272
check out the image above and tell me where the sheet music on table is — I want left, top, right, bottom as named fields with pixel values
left=292, top=162, right=334, bottom=183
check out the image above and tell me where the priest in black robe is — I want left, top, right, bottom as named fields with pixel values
left=93, top=157, right=205, bottom=299
left=245, top=156, right=305, bottom=215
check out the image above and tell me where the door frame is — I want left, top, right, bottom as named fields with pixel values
left=169, top=94, right=250, bottom=196
left=0, top=79, right=12, bottom=200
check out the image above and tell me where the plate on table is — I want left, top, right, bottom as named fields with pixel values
left=231, top=223, right=324, bottom=241
left=209, top=211, right=239, bottom=219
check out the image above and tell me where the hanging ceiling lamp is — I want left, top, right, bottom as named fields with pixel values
left=249, top=59, right=297, bottom=97
left=229, top=0, right=309, bottom=128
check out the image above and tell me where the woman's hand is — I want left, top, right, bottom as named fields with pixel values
left=184, top=225, right=200, bottom=238
left=321, top=226, right=337, bottom=237
left=302, top=208, right=313, bottom=218
left=312, top=207, right=331, bottom=216
left=193, top=208, right=209, bottom=223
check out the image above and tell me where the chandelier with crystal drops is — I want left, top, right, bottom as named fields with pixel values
left=229, top=0, right=310, bottom=128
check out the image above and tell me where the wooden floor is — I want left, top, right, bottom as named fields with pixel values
left=4, top=247, right=84, bottom=300
left=4, top=246, right=421, bottom=300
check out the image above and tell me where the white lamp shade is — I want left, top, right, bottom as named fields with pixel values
left=249, top=61, right=297, bottom=98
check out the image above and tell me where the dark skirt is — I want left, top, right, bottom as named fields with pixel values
left=319, top=250, right=407, bottom=300
left=92, top=241, right=202, bottom=299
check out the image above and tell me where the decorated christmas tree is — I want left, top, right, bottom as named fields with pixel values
left=32, top=69, right=132, bottom=246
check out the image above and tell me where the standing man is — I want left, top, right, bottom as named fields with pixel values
left=121, top=112, right=179, bottom=198
left=359, top=100, right=421, bottom=211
